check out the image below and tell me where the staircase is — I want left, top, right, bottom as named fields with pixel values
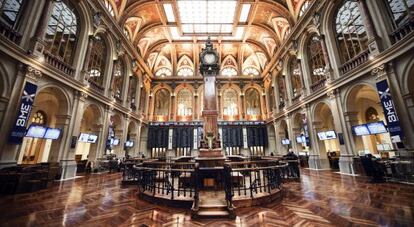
left=192, top=191, right=235, bottom=219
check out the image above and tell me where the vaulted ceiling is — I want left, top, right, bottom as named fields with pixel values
left=102, top=0, right=312, bottom=77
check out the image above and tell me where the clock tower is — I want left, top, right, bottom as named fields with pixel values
left=199, top=37, right=221, bottom=152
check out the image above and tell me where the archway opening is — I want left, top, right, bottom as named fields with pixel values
left=346, top=85, right=393, bottom=155
left=314, top=102, right=340, bottom=169
left=75, top=104, right=102, bottom=167
left=19, top=87, right=69, bottom=164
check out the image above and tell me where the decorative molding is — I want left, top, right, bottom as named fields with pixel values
left=26, top=66, right=42, bottom=82
left=371, top=64, right=387, bottom=80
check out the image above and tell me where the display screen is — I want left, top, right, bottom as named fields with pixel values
left=78, top=133, right=90, bottom=142
left=44, top=128, right=61, bottom=140
left=112, top=138, right=120, bottom=146
left=367, top=121, right=388, bottom=134
left=281, top=139, right=290, bottom=145
left=325, top=131, right=337, bottom=139
left=352, top=124, right=370, bottom=136
left=296, top=136, right=303, bottom=143
left=125, top=141, right=134, bottom=147
left=26, top=125, right=47, bottom=138
left=317, top=132, right=327, bottom=141
left=88, top=134, right=98, bottom=143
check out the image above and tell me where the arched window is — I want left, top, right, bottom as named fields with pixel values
left=221, top=67, right=238, bottom=77
left=245, top=88, right=261, bottom=119
left=104, top=0, right=115, bottom=17
left=243, top=67, right=260, bottom=76
left=223, top=88, right=239, bottom=117
left=335, top=0, right=368, bottom=63
left=307, top=35, right=326, bottom=85
left=88, top=36, right=106, bottom=87
left=386, top=0, right=414, bottom=28
left=290, top=59, right=302, bottom=98
left=0, top=0, right=24, bottom=28
left=45, top=0, right=78, bottom=64
left=112, top=60, right=125, bottom=100
left=177, top=89, right=193, bottom=117
left=153, top=89, right=170, bottom=120
left=299, top=0, right=311, bottom=18
left=155, top=68, right=172, bottom=77
left=177, top=67, right=194, bottom=77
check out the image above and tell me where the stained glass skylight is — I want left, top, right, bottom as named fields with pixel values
left=177, top=0, right=237, bottom=34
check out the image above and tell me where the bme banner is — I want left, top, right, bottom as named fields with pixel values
left=375, top=79, right=404, bottom=146
left=9, top=81, right=38, bottom=144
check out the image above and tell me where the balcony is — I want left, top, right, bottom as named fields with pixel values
left=311, top=78, right=327, bottom=92
left=339, top=49, right=370, bottom=75
left=0, top=20, right=22, bottom=44
left=43, top=51, right=75, bottom=77
left=87, top=79, right=104, bottom=93
left=390, top=17, right=414, bottom=44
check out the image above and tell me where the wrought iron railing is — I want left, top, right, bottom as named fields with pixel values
left=311, top=78, right=327, bottom=92
left=137, top=162, right=197, bottom=200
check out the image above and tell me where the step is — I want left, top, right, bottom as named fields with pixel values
left=199, top=204, right=227, bottom=211
left=197, top=210, right=230, bottom=218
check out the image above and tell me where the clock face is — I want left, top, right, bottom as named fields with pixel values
left=203, top=53, right=216, bottom=64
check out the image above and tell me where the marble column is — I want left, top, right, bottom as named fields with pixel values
left=358, top=0, right=381, bottom=54
left=80, top=36, right=95, bottom=82
left=30, top=0, right=54, bottom=57
left=305, top=106, right=330, bottom=169
left=285, top=74, right=293, bottom=106
left=48, top=114, right=71, bottom=163
left=329, top=90, right=356, bottom=174
left=273, top=75, right=281, bottom=113
left=0, top=65, right=39, bottom=167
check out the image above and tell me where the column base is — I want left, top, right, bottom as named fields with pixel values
left=339, top=154, right=356, bottom=175
left=191, top=149, right=199, bottom=157
left=308, top=154, right=330, bottom=170
left=60, top=160, right=77, bottom=180
left=166, top=149, right=175, bottom=158
left=241, top=148, right=250, bottom=157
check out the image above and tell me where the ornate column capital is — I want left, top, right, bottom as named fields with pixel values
left=371, top=64, right=387, bottom=81
left=26, top=66, right=43, bottom=82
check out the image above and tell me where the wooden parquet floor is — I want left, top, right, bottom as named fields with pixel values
left=1, top=169, right=414, bottom=227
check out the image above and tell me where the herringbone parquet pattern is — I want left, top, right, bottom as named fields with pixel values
left=1, top=169, right=413, bottom=226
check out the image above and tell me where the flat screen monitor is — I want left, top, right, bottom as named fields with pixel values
left=87, top=134, right=98, bottom=143
left=296, top=136, right=303, bottom=143
left=352, top=124, right=370, bottom=136
left=78, top=133, right=90, bottom=142
left=281, top=139, right=290, bottom=145
left=367, top=121, right=388, bottom=134
left=44, top=128, right=61, bottom=140
left=325, top=131, right=337, bottom=139
left=112, top=138, right=120, bottom=146
left=26, top=125, right=47, bottom=138
left=317, top=132, right=327, bottom=141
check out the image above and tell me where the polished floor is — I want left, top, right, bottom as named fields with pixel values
left=0, top=169, right=414, bottom=226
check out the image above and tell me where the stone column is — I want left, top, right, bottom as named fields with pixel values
left=97, top=106, right=112, bottom=157
left=80, top=36, right=95, bottom=82
left=88, top=124, right=103, bottom=161
left=241, top=127, right=249, bottom=156
left=240, top=93, right=245, bottom=120
left=273, top=75, right=281, bottom=113
left=319, top=35, right=333, bottom=81
left=373, top=64, right=414, bottom=150
left=170, top=93, right=175, bottom=121
left=328, top=90, right=356, bottom=174
left=120, top=115, right=129, bottom=157
left=358, top=0, right=381, bottom=54
left=285, top=74, right=293, bottom=106
left=286, top=114, right=297, bottom=152
left=0, top=65, right=38, bottom=167
left=48, top=114, right=71, bottom=163
left=344, top=111, right=364, bottom=154
left=297, top=59, right=309, bottom=97
left=30, top=0, right=54, bottom=57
